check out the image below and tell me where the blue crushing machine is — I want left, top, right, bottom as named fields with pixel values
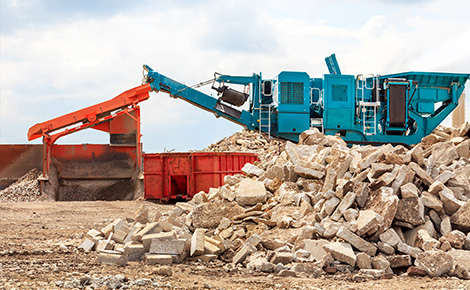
left=143, top=54, right=469, bottom=146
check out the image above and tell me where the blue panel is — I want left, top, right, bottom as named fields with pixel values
left=276, top=71, right=310, bottom=113
left=278, top=113, right=310, bottom=133
left=323, top=74, right=355, bottom=109
left=323, top=74, right=355, bottom=131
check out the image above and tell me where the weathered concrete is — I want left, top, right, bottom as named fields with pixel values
left=415, top=250, right=453, bottom=277
left=323, top=242, right=356, bottom=266
left=235, top=179, right=267, bottom=206
left=336, top=226, right=377, bottom=256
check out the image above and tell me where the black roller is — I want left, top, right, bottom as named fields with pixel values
left=212, top=85, right=249, bottom=107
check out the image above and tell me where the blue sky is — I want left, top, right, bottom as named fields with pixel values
left=1, top=0, right=469, bottom=152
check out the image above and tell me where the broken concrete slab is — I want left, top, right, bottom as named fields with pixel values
left=145, top=254, right=173, bottom=265
left=386, top=255, right=411, bottom=268
left=439, top=187, right=465, bottom=216
left=78, top=239, right=94, bottom=251
left=235, top=179, right=267, bottom=206
left=98, top=252, right=127, bottom=266
left=124, top=244, right=145, bottom=261
left=415, top=250, right=453, bottom=277
left=395, top=196, right=425, bottom=226
left=304, top=239, right=329, bottom=261
left=415, top=229, right=440, bottom=251
left=323, top=242, right=356, bottom=267
left=242, top=163, right=265, bottom=177
left=330, top=191, right=356, bottom=221
left=421, top=192, right=443, bottom=212
left=364, top=187, right=398, bottom=234
left=356, top=252, right=372, bottom=269
left=397, top=242, right=422, bottom=259
left=336, top=226, right=377, bottom=256
left=356, top=210, right=381, bottom=237
left=191, top=200, right=244, bottom=228
left=408, top=162, right=433, bottom=186
left=233, top=244, right=257, bottom=265
left=439, top=230, right=466, bottom=249
left=142, top=231, right=176, bottom=252
left=190, top=228, right=205, bottom=256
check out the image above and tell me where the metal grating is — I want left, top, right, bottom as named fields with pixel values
left=280, top=82, right=304, bottom=104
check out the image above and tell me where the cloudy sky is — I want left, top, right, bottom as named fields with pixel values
left=1, top=0, right=469, bottom=152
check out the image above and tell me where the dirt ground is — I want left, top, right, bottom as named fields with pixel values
left=1, top=201, right=470, bottom=290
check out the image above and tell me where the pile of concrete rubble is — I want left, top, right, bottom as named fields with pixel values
left=202, top=129, right=285, bottom=161
left=0, top=168, right=42, bottom=203
left=79, top=122, right=470, bottom=280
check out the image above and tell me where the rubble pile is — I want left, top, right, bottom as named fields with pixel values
left=202, top=129, right=286, bottom=161
left=0, top=168, right=42, bottom=202
left=79, top=122, right=470, bottom=280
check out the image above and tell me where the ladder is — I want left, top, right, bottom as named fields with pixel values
left=310, top=118, right=323, bottom=133
left=259, top=104, right=272, bottom=138
left=356, top=74, right=380, bottom=135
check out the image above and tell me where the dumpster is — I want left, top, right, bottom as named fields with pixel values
left=143, top=152, right=257, bottom=201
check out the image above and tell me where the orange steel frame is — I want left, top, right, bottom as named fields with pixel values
left=27, top=84, right=153, bottom=178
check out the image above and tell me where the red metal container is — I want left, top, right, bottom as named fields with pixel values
left=143, top=152, right=257, bottom=201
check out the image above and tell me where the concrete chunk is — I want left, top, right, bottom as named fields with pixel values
left=112, top=225, right=131, bottom=244
left=395, top=196, right=425, bottom=226
left=354, top=183, right=370, bottom=208
left=428, top=181, right=445, bottom=196
left=336, top=226, right=377, bottom=256
left=415, top=229, right=440, bottom=251
left=386, top=255, right=411, bottom=268
left=270, top=252, right=294, bottom=265
left=235, top=179, right=267, bottom=206
left=356, top=210, right=381, bottom=236
left=421, top=192, right=443, bottom=212
left=439, top=230, right=466, bottom=249
left=379, top=228, right=402, bottom=248
left=400, top=183, right=419, bottom=198
left=87, top=229, right=103, bottom=238
left=190, top=228, right=205, bottom=256
left=78, top=239, right=94, bottom=251
left=100, top=218, right=124, bottom=238
left=321, top=196, right=340, bottom=216
left=397, top=242, right=422, bottom=259
left=435, top=171, right=454, bottom=184
left=356, top=252, right=372, bottom=269
left=145, top=254, right=173, bottom=265
left=233, top=244, right=256, bottom=264
left=242, top=163, right=265, bottom=177
left=149, top=239, right=186, bottom=255
left=304, top=239, right=329, bottom=261
left=133, top=222, right=161, bottom=242
left=124, top=244, right=145, bottom=261
left=323, top=242, right=356, bottom=266
left=364, top=188, right=398, bottom=234
left=294, top=165, right=325, bottom=179
left=331, top=191, right=356, bottom=221
left=415, top=250, right=453, bottom=277
left=134, top=204, right=149, bottom=224
left=98, top=252, right=127, bottom=266
left=142, top=231, right=176, bottom=252
left=439, top=187, right=465, bottom=216
left=409, top=162, right=433, bottom=186
left=391, top=165, right=415, bottom=195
